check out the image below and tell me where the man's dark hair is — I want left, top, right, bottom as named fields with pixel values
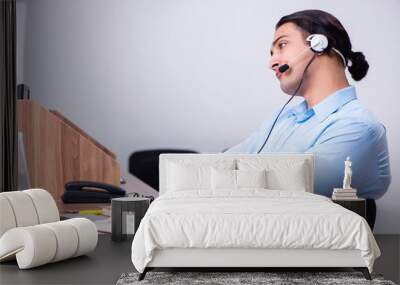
left=276, top=9, right=369, bottom=81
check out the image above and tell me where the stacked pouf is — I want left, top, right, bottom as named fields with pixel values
left=0, top=189, right=98, bottom=269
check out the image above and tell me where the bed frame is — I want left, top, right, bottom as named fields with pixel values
left=138, top=154, right=372, bottom=281
left=139, top=248, right=371, bottom=280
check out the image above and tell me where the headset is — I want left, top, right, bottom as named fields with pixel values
left=256, top=34, right=346, bottom=153
left=278, top=34, right=346, bottom=73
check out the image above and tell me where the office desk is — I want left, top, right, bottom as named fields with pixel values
left=57, top=173, right=158, bottom=214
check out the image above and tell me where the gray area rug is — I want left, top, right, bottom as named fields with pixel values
left=116, top=271, right=396, bottom=285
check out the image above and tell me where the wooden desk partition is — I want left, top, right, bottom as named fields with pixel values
left=17, top=100, right=120, bottom=203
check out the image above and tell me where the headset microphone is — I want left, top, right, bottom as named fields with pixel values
left=278, top=64, right=290, bottom=73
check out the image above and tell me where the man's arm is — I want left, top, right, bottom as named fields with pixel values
left=307, top=121, right=391, bottom=199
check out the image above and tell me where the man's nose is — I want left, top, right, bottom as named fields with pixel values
left=268, top=57, right=280, bottom=71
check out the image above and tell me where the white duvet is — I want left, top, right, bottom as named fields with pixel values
left=131, top=190, right=380, bottom=273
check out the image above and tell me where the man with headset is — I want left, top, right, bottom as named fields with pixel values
left=225, top=10, right=391, bottom=230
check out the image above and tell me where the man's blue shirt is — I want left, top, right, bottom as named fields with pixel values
left=225, top=86, right=391, bottom=199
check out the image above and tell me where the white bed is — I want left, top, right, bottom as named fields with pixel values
left=131, top=153, right=380, bottom=280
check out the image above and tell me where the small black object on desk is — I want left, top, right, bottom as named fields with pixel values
left=111, top=197, right=150, bottom=242
left=62, top=181, right=126, bottom=203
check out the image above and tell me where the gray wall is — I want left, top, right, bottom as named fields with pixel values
left=17, top=0, right=400, bottom=233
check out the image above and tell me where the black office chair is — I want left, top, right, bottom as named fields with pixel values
left=128, top=149, right=198, bottom=191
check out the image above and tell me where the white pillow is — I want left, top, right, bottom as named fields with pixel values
left=167, top=163, right=210, bottom=191
left=237, top=169, right=267, bottom=189
left=237, top=159, right=310, bottom=192
left=166, top=159, right=235, bottom=192
left=211, top=168, right=267, bottom=190
left=211, top=168, right=236, bottom=189
left=267, top=163, right=307, bottom=191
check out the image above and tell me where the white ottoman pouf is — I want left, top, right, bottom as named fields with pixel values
left=0, top=218, right=98, bottom=269
left=0, top=225, right=57, bottom=268
left=0, top=189, right=59, bottom=236
left=0, top=189, right=98, bottom=269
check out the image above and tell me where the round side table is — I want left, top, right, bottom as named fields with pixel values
left=111, top=197, right=150, bottom=241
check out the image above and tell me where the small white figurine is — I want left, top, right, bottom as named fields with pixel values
left=342, top=156, right=352, bottom=189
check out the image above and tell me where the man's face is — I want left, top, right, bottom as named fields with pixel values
left=269, top=22, right=313, bottom=95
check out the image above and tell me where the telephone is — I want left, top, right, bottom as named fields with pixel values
left=62, top=181, right=126, bottom=203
